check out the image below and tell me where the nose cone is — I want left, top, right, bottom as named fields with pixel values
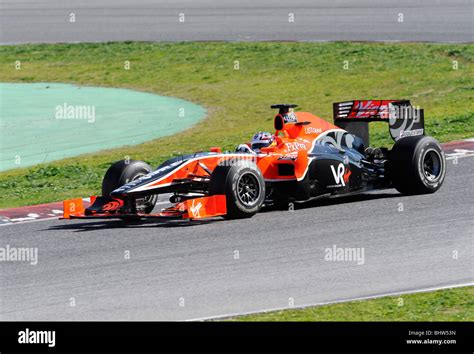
left=110, top=189, right=126, bottom=198
left=109, top=176, right=149, bottom=197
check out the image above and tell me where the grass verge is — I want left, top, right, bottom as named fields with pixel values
left=0, top=42, right=473, bottom=208
left=226, top=286, right=474, bottom=321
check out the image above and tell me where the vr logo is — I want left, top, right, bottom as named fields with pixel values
left=330, top=163, right=348, bottom=187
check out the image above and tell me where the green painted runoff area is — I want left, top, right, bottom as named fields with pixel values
left=0, top=83, right=206, bottom=171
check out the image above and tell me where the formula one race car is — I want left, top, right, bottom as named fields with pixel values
left=63, top=100, right=446, bottom=221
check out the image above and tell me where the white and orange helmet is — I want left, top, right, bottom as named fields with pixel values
left=251, top=132, right=274, bottom=151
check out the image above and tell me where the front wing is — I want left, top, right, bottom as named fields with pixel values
left=62, top=195, right=227, bottom=221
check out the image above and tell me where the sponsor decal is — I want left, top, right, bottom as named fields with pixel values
left=343, top=168, right=351, bottom=185
left=189, top=200, right=203, bottom=218
left=217, top=155, right=257, bottom=167
left=330, top=163, right=351, bottom=187
left=304, top=126, right=322, bottom=134
left=285, top=141, right=307, bottom=152
left=102, top=200, right=122, bottom=211
left=353, top=100, right=389, bottom=119
left=400, top=128, right=424, bottom=138
left=282, top=112, right=297, bottom=123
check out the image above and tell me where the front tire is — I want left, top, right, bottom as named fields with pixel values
left=389, top=136, right=446, bottom=195
left=209, top=161, right=265, bottom=219
left=102, top=160, right=157, bottom=214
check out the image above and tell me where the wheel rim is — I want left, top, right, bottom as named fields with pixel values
left=237, top=173, right=260, bottom=207
left=423, top=150, right=442, bottom=182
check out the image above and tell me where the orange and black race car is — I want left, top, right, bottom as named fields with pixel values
left=63, top=100, right=446, bottom=221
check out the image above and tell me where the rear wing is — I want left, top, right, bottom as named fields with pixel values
left=333, top=100, right=424, bottom=145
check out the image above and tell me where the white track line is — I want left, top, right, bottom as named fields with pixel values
left=186, top=282, right=474, bottom=321
left=446, top=153, right=474, bottom=160
left=0, top=216, right=59, bottom=227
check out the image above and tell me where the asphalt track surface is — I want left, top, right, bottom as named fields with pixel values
left=1, top=153, right=473, bottom=320
left=0, top=0, right=472, bottom=44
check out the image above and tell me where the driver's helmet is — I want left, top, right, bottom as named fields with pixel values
left=251, top=132, right=275, bottom=151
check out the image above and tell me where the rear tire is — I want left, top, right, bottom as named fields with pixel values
left=209, top=161, right=265, bottom=219
left=389, top=136, right=446, bottom=195
left=102, top=160, right=157, bottom=214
